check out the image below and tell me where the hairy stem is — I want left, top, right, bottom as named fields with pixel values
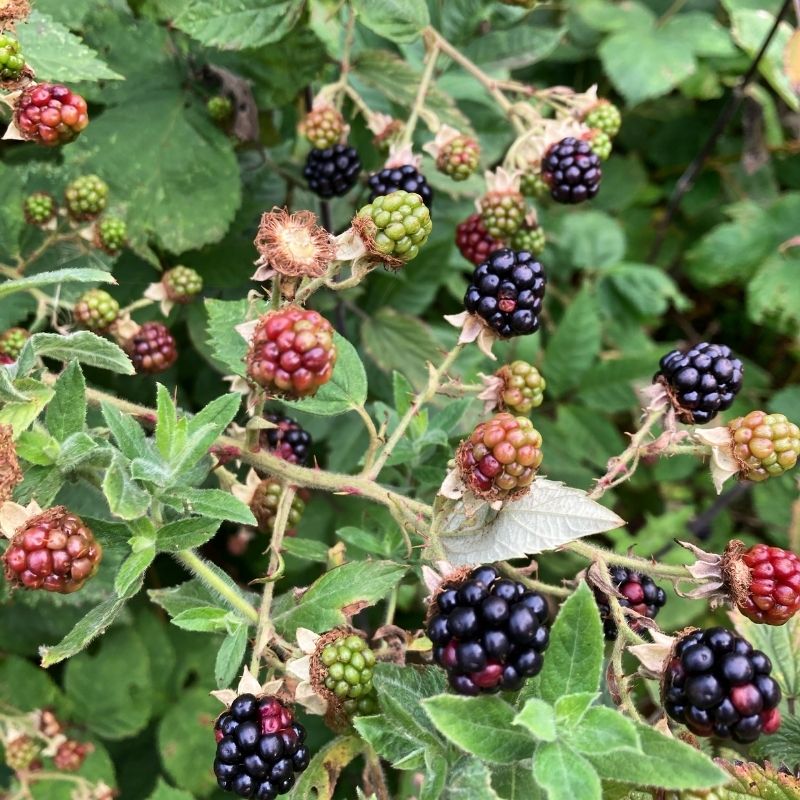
left=400, top=39, right=440, bottom=145
left=564, top=539, right=689, bottom=581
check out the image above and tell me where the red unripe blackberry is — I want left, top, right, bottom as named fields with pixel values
left=456, top=413, right=543, bottom=501
left=455, top=214, right=505, bottom=266
left=656, top=342, right=744, bottom=425
left=125, top=322, right=178, bottom=374
left=260, top=412, right=312, bottom=466
left=736, top=543, right=800, bottom=626
left=662, top=627, right=781, bottom=744
left=213, top=693, right=309, bottom=797
left=541, top=137, right=602, bottom=204
left=436, top=135, right=480, bottom=181
left=14, top=83, right=89, bottom=146
left=427, top=564, right=550, bottom=695
left=594, top=566, right=667, bottom=640
left=246, top=306, right=336, bottom=399
left=2, top=506, right=102, bottom=593
left=53, top=740, right=93, bottom=771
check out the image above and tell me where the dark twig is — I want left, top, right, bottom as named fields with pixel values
left=686, top=483, right=752, bottom=540
left=648, top=0, right=792, bottom=262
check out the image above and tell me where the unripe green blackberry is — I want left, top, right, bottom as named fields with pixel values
left=510, top=224, right=546, bottom=256
left=520, top=172, right=549, bottom=200
left=163, top=265, right=203, bottom=304
left=314, top=631, right=379, bottom=718
left=357, top=190, right=432, bottom=263
left=730, top=411, right=800, bottom=482
left=437, top=135, right=480, bottom=181
left=65, top=175, right=108, bottom=220
left=0, top=33, right=25, bottom=81
left=299, top=104, right=346, bottom=149
left=95, top=216, right=127, bottom=255
left=250, top=478, right=305, bottom=536
left=478, top=190, right=526, bottom=238
left=5, top=735, right=41, bottom=773
left=584, top=101, right=621, bottom=138
left=23, top=192, right=56, bottom=226
left=585, top=130, right=612, bottom=161
left=207, top=95, right=232, bottom=123
left=73, top=289, right=119, bottom=332
left=0, top=327, right=29, bottom=359
left=498, top=361, right=546, bottom=414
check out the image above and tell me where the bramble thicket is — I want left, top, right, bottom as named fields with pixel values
left=1, top=1, right=800, bottom=799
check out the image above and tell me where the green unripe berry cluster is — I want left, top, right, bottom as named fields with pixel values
left=0, top=327, right=29, bottom=359
left=500, top=360, right=546, bottom=415
left=164, top=265, right=203, bottom=303
left=319, top=633, right=379, bottom=717
left=359, top=190, right=432, bottom=263
left=584, top=101, right=621, bottom=138
left=74, top=289, right=119, bottom=332
left=521, top=172, right=549, bottom=200
left=588, top=131, right=612, bottom=161
left=511, top=224, right=546, bottom=256
left=65, top=175, right=108, bottom=220
left=480, top=191, right=526, bottom=238
left=437, top=135, right=480, bottom=182
left=250, top=478, right=305, bottom=535
left=207, top=95, right=233, bottom=122
left=0, top=34, right=25, bottom=80
left=23, top=192, right=56, bottom=226
left=96, top=216, right=127, bottom=254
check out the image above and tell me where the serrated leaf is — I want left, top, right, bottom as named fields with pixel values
left=29, top=332, right=135, bottom=375
left=0, top=268, right=116, bottom=300
left=155, top=383, right=178, bottom=459
left=161, top=488, right=256, bottom=526
left=101, top=400, right=148, bottom=459
left=423, top=695, right=534, bottom=763
left=15, top=429, right=59, bottom=466
left=115, top=545, right=156, bottom=597
left=352, top=0, right=429, bottom=43
left=552, top=692, right=598, bottom=729
left=57, top=431, right=109, bottom=473
left=439, top=478, right=624, bottom=565
left=566, top=707, right=640, bottom=755
left=156, top=518, right=220, bottom=552
left=146, top=778, right=194, bottom=800
left=464, top=25, right=563, bottom=71
left=17, top=10, right=123, bottom=82
left=0, top=379, right=54, bottom=436
left=534, top=742, right=601, bottom=800
left=514, top=698, right=557, bottom=742
left=353, top=714, right=427, bottom=770
left=747, top=254, right=800, bottom=335
left=205, top=297, right=268, bottom=376
left=188, top=392, right=241, bottom=437
left=557, top=211, right=626, bottom=270
left=45, top=361, right=86, bottom=442
left=447, top=759, right=501, bottom=799
left=215, top=624, right=248, bottom=688
left=170, top=607, right=229, bottom=632
left=292, top=736, right=364, bottom=800
left=103, top=454, right=152, bottom=520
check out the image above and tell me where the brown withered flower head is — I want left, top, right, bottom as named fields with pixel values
left=252, top=207, right=335, bottom=281
left=0, top=424, right=22, bottom=502
left=0, top=0, right=30, bottom=25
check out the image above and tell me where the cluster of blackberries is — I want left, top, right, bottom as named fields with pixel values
left=367, top=165, right=433, bottom=209
left=594, top=567, right=667, bottom=641
left=663, top=628, right=781, bottom=744
left=540, top=137, right=602, bottom=204
left=260, top=412, right=312, bottom=466
left=214, top=693, right=310, bottom=799
left=464, top=248, right=546, bottom=338
left=656, top=342, right=743, bottom=425
left=303, top=144, right=361, bottom=199
left=427, top=565, right=550, bottom=695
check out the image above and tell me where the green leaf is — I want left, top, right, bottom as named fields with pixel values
left=292, top=736, right=364, bottom=800
left=39, top=596, right=128, bottom=668
left=155, top=383, right=179, bottom=459
left=514, top=698, right=557, bottom=742
left=557, top=212, right=626, bottom=270
left=280, top=536, right=330, bottom=563
left=353, top=713, right=427, bottom=769
left=660, top=12, right=737, bottom=57
left=447, top=759, right=501, bottom=799
left=599, top=23, right=696, bottom=106
left=352, top=0, right=429, bottom=43
left=538, top=582, right=604, bottom=703
left=588, top=724, right=727, bottom=790
left=161, top=488, right=256, bottom=526
left=103, top=454, right=152, bottom=520
left=533, top=742, right=601, bottom=800
left=16, top=10, right=123, bottom=81
left=167, top=422, right=217, bottom=481
left=0, top=378, right=54, bottom=436
left=146, top=778, right=194, bottom=800
left=156, top=518, right=220, bottom=552
left=215, top=623, right=248, bottom=688
left=29, top=332, right=135, bottom=375
left=15, top=429, right=59, bottom=466
left=57, top=431, right=109, bottom=473
left=565, top=707, right=640, bottom=755
left=45, top=361, right=86, bottom=442
left=273, top=561, right=406, bottom=637
left=188, top=392, right=241, bottom=438
left=115, top=545, right=156, bottom=597
left=747, top=253, right=800, bottom=335
left=101, top=400, right=148, bottom=460
left=149, top=576, right=256, bottom=624
left=281, top=332, right=368, bottom=416
left=174, top=0, right=305, bottom=49
left=170, top=607, right=229, bottom=632
left=543, top=289, right=601, bottom=397
left=552, top=692, right=597, bottom=729
left=599, top=263, right=688, bottom=320
left=0, top=268, right=116, bottom=300
left=423, top=695, right=534, bottom=763
left=464, top=26, right=563, bottom=71
left=205, top=298, right=264, bottom=376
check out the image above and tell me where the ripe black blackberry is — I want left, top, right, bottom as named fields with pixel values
left=663, top=627, right=781, bottom=744
left=541, top=137, right=602, bottom=204
left=595, top=567, right=667, bottom=641
left=655, top=342, right=744, bottom=425
left=303, top=145, right=361, bottom=199
left=463, top=248, right=546, bottom=338
left=427, top=565, right=550, bottom=695
left=260, top=412, right=312, bottom=466
left=367, top=165, right=433, bottom=209
left=213, top=693, right=310, bottom=798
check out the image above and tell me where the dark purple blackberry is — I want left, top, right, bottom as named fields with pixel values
left=655, top=342, right=744, bottom=425
left=427, top=564, right=550, bottom=694
left=303, top=145, right=361, bottom=199
left=463, top=248, right=546, bottom=338
left=663, top=627, right=782, bottom=744
left=541, top=137, right=602, bottom=204
left=594, top=567, right=667, bottom=641
left=367, top=165, right=433, bottom=208
left=213, top=694, right=309, bottom=797
left=260, top=412, right=312, bottom=466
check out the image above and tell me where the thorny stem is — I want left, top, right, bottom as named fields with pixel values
left=564, top=539, right=689, bottom=582
left=400, top=39, right=441, bottom=146
left=367, top=342, right=464, bottom=479
left=353, top=403, right=382, bottom=474
left=251, top=484, right=296, bottom=675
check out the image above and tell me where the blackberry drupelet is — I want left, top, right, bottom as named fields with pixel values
left=303, top=145, right=361, bottom=199
left=655, top=342, right=744, bottom=425
left=540, top=137, right=602, bottom=204
left=428, top=564, right=550, bottom=695
left=594, top=567, right=666, bottom=640
left=663, top=627, right=781, bottom=743
left=367, top=164, right=433, bottom=209
left=260, top=412, right=312, bottom=466
left=464, top=248, right=546, bottom=338
left=213, top=693, right=310, bottom=798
